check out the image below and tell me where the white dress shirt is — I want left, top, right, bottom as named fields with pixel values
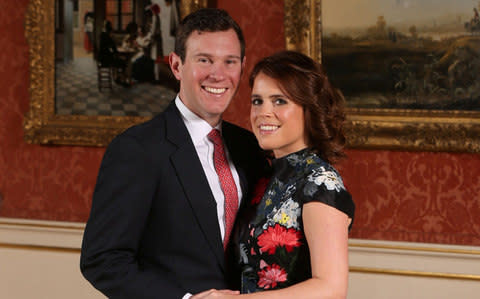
left=175, top=96, right=243, bottom=241
left=176, top=96, right=243, bottom=299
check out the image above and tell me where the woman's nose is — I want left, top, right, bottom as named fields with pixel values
left=258, top=102, right=273, bottom=116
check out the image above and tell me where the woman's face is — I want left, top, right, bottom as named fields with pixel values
left=250, top=72, right=307, bottom=158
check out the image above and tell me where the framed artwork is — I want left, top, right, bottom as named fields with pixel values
left=54, top=0, right=181, bottom=118
left=285, top=0, right=480, bottom=153
left=24, top=0, right=480, bottom=151
left=23, top=0, right=206, bottom=146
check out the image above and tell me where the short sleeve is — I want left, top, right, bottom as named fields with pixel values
left=299, top=166, right=355, bottom=229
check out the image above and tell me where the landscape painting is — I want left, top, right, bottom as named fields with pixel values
left=322, top=0, right=480, bottom=111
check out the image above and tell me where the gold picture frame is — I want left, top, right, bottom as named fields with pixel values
left=285, top=0, right=480, bottom=153
left=24, top=0, right=480, bottom=151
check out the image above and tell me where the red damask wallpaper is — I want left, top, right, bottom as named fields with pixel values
left=0, top=0, right=479, bottom=246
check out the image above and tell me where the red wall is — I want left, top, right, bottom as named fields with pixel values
left=1, top=0, right=479, bottom=246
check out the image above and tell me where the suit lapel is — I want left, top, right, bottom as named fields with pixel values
left=164, top=104, right=225, bottom=271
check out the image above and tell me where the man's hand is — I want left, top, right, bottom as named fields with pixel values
left=191, top=289, right=240, bottom=299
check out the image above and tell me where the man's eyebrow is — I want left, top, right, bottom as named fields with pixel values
left=225, top=55, right=241, bottom=60
left=193, top=53, right=241, bottom=60
left=193, top=53, right=212, bottom=57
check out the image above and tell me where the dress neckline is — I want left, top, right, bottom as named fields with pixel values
left=271, top=148, right=313, bottom=172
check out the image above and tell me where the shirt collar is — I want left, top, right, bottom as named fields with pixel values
left=175, top=95, right=222, bottom=145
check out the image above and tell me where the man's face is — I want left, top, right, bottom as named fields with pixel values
left=170, top=29, right=245, bottom=126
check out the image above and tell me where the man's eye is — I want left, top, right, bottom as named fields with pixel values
left=198, top=58, right=210, bottom=63
left=226, top=59, right=238, bottom=65
left=251, top=98, right=263, bottom=105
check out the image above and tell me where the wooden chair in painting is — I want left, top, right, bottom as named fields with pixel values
left=97, top=62, right=113, bottom=91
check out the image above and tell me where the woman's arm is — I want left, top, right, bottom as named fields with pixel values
left=297, top=201, right=351, bottom=298
left=205, top=202, right=351, bottom=299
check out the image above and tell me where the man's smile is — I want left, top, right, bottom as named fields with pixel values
left=203, top=86, right=227, bottom=94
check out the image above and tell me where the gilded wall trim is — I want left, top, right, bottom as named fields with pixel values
left=350, top=266, right=480, bottom=281
left=349, top=241, right=480, bottom=256
left=0, top=243, right=80, bottom=253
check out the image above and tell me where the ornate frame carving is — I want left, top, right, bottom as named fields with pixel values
left=23, top=0, right=207, bottom=147
left=284, top=0, right=480, bottom=153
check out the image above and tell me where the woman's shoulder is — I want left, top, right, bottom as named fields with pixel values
left=284, top=150, right=344, bottom=188
left=303, top=155, right=346, bottom=193
left=297, top=151, right=355, bottom=221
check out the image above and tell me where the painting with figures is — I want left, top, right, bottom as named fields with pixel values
left=322, top=0, right=480, bottom=111
left=55, top=0, right=181, bottom=117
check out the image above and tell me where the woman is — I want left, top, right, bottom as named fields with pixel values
left=197, top=51, right=355, bottom=298
left=121, top=22, right=139, bottom=50
left=83, top=12, right=94, bottom=53
left=130, top=25, right=155, bottom=83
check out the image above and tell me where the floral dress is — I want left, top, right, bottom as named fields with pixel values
left=238, top=148, right=355, bottom=293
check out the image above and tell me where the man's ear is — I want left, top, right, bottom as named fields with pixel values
left=241, top=56, right=247, bottom=75
left=169, top=52, right=182, bottom=80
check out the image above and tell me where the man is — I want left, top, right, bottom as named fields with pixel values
left=80, top=8, right=267, bottom=299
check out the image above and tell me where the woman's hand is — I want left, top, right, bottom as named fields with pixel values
left=191, top=289, right=240, bottom=299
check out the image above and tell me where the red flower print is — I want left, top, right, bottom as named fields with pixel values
left=257, top=263, right=287, bottom=289
left=260, top=259, right=267, bottom=269
left=257, top=224, right=302, bottom=254
left=251, top=177, right=270, bottom=205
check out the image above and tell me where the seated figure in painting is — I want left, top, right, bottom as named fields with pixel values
left=121, top=22, right=139, bottom=51
left=98, top=20, right=128, bottom=86
left=131, top=24, right=155, bottom=83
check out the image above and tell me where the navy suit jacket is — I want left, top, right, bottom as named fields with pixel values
left=80, top=102, right=267, bottom=298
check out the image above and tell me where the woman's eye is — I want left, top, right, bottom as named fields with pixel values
left=274, top=98, right=287, bottom=105
left=251, top=98, right=263, bottom=105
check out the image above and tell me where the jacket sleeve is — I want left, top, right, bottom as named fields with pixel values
left=80, top=134, right=186, bottom=299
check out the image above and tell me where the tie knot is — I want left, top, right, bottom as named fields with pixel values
left=208, top=129, right=222, bottom=145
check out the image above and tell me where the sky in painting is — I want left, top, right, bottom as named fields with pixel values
left=323, top=0, right=479, bottom=30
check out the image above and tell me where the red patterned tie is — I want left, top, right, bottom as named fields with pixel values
left=208, top=129, right=239, bottom=249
